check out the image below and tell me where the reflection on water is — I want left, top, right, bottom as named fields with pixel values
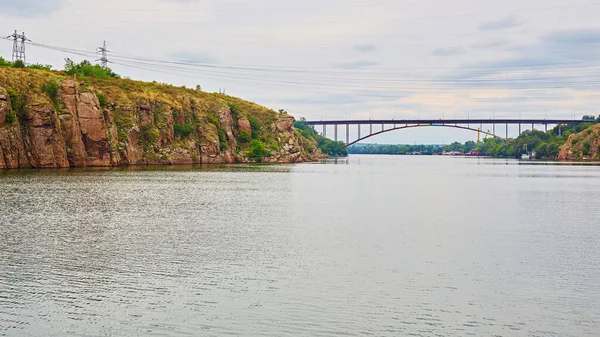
left=1, top=155, right=599, bottom=336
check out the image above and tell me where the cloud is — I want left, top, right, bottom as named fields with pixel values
left=354, top=44, right=377, bottom=53
left=0, top=0, right=61, bottom=17
left=170, top=51, right=216, bottom=64
left=432, top=46, right=463, bottom=56
left=331, top=61, right=379, bottom=69
left=470, top=40, right=509, bottom=49
left=440, top=28, right=600, bottom=93
left=478, top=17, right=522, bottom=31
left=280, top=94, right=367, bottom=106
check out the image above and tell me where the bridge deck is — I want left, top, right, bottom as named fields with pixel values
left=306, top=119, right=586, bottom=125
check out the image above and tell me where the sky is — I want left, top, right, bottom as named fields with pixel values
left=1, top=0, right=599, bottom=144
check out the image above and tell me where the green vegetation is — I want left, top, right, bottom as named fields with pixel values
left=42, top=81, right=59, bottom=100
left=238, top=130, right=251, bottom=143
left=249, top=139, right=270, bottom=161
left=5, top=109, right=15, bottom=124
left=349, top=144, right=447, bottom=155
left=476, top=121, right=597, bottom=159
left=64, top=59, right=119, bottom=79
left=96, top=93, right=107, bottom=108
left=174, top=123, right=195, bottom=139
left=248, top=115, right=261, bottom=140
left=42, top=80, right=62, bottom=113
left=0, top=57, right=52, bottom=71
left=293, top=118, right=348, bottom=156
left=6, top=88, right=27, bottom=120
left=348, top=141, right=477, bottom=155
left=139, top=125, right=159, bottom=151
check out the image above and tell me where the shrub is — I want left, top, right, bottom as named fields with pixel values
left=139, top=126, right=159, bottom=151
left=64, top=58, right=119, bottom=79
left=0, top=57, right=12, bottom=67
left=13, top=60, right=25, bottom=68
left=5, top=109, right=15, bottom=124
left=248, top=115, right=261, bottom=139
left=42, top=81, right=59, bottom=102
left=249, top=139, right=267, bottom=161
left=582, top=142, right=591, bottom=156
left=217, top=127, right=227, bottom=150
left=96, top=93, right=107, bottom=108
left=206, top=114, right=219, bottom=125
left=174, top=123, right=194, bottom=139
left=27, top=64, right=52, bottom=71
left=238, top=130, right=251, bottom=143
left=6, top=88, right=27, bottom=118
left=228, top=103, right=241, bottom=116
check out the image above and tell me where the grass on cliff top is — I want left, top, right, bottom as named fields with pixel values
left=0, top=65, right=284, bottom=127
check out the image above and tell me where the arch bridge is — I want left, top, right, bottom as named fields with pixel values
left=306, top=119, right=587, bottom=146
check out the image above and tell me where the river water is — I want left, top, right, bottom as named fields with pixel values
left=1, top=155, right=599, bottom=336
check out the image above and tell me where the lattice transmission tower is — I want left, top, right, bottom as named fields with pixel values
left=97, top=41, right=109, bottom=68
left=6, top=30, right=30, bottom=63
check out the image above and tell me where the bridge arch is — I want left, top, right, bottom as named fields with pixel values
left=347, top=124, right=503, bottom=147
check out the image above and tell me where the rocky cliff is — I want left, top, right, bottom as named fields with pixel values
left=558, top=124, right=600, bottom=161
left=0, top=67, right=322, bottom=169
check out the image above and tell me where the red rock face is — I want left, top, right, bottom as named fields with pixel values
left=59, top=80, right=116, bottom=167
left=0, top=90, right=27, bottom=169
left=22, top=103, right=70, bottom=168
left=238, top=116, right=251, bottom=135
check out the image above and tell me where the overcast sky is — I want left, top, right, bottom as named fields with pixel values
left=1, top=0, right=599, bottom=143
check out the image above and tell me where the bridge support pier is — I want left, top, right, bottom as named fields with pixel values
left=346, top=124, right=349, bottom=145
left=545, top=124, right=547, bottom=132
left=358, top=124, right=361, bottom=139
left=506, top=123, right=508, bottom=139
left=334, top=124, right=338, bottom=142
left=323, top=125, right=327, bottom=137
left=532, top=123, right=535, bottom=131
left=370, top=124, right=373, bottom=136
left=519, top=123, right=521, bottom=135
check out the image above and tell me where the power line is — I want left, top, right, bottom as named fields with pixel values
left=21, top=40, right=600, bottom=88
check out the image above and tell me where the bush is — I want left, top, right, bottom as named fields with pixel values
left=42, top=81, right=59, bottom=102
left=249, top=139, right=267, bottom=161
left=228, top=103, right=241, bottom=116
left=238, top=130, right=251, bottom=143
left=5, top=109, right=15, bottom=124
left=582, top=142, right=591, bottom=156
left=13, top=60, right=25, bottom=68
left=174, top=123, right=194, bottom=139
left=206, top=114, right=219, bottom=125
left=248, top=115, right=261, bottom=139
left=64, top=58, right=119, bottom=79
left=96, top=93, right=107, bottom=108
left=139, top=125, right=159, bottom=151
left=27, top=64, right=52, bottom=71
left=6, top=88, right=27, bottom=118
left=217, top=127, right=227, bottom=150
left=0, top=57, right=12, bottom=67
